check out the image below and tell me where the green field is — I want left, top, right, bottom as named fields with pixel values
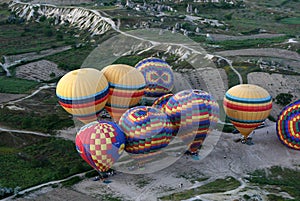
left=0, top=77, right=40, bottom=94
left=249, top=166, right=300, bottom=200
left=209, top=36, right=288, bottom=51
left=45, top=45, right=95, bottom=71
left=0, top=4, right=86, bottom=60
left=0, top=136, right=91, bottom=191
left=223, top=65, right=240, bottom=88
left=281, top=17, right=300, bottom=25
left=0, top=105, right=73, bottom=133
left=234, top=64, right=262, bottom=84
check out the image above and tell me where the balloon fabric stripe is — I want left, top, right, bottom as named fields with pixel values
left=223, top=101, right=272, bottom=112
left=225, top=93, right=272, bottom=104
left=276, top=100, right=300, bottom=150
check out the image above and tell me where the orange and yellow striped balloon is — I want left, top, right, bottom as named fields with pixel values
left=223, top=84, right=272, bottom=138
left=101, top=64, right=146, bottom=122
left=56, top=68, right=109, bottom=124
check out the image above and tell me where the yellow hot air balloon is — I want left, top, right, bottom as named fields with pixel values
left=101, top=64, right=146, bottom=121
left=56, top=68, right=109, bottom=124
left=223, top=84, right=272, bottom=142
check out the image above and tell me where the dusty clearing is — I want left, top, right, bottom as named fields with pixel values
left=210, top=33, right=285, bottom=42
left=0, top=93, right=27, bottom=104
left=15, top=60, right=67, bottom=82
left=12, top=121, right=300, bottom=201
left=248, top=72, right=300, bottom=118
left=215, top=48, right=300, bottom=63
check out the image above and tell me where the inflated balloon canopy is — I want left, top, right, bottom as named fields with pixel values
left=152, top=93, right=173, bottom=113
left=135, top=57, right=174, bottom=97
left=223, top=84, right=272, bottom=139
left=75, top=121, right=126, bottom=172
left=119, top=106, right=173, bottom=154
left=276, top=99, right=300, bottom=150
left=101, top=64, right=146, bottom=122
left=56, top=68, right=109, bottom=124
left=165, top=89, right=216, bottom=153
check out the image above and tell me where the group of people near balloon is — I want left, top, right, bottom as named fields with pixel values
left=56, top=57, right=300, bottom=174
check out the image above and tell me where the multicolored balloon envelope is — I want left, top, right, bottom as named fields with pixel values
left=223, top=84, right=272, bottom=139
left=135, top=57, right=174, bottom=97
left=165, top=89, right=211, bottom=154
left=152, top=94, right=173, bottom=113
left=75, top=121, right=126, bottom=172
left=119, top=106, right=173, bottom=154
left=101, top=64, right=146, bottom=122
left=56, top=68, right=109, bottom=124
left=276, top=99, right=300, bottom=150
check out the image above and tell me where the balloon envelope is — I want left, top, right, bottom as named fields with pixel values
left=56, top=68, right=109, bottom=124
left=75, top=121, right=126, bottom=172
left=276, top=99, right=300, bottom=150
left=119, top=106, right=173, bottom=154
left=152, top=93, right=173, bottom=113
left=102, top=64, right=146, bottom=122
left=135, top=57, right=174, bottom=97
left=165, top=89, right=210, bottom=153
left=223, top=84, right=272, bottom=138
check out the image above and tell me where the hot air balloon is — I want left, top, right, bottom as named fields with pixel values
left=119, top=106, right=173, bottom=154
left=152, top=93, right=173, bottom=113
left=135, top=57, right=174, bottom=97
left=165, top=89, right=210, bottom=154
left=56, top=68, right=109, bottom=124
left=101, top=64, right=146, bottom=122
left=188, top=90, right=219, bottom=153
left=75, top=120, right=126, bottom=173
left=223, top=84, right=272, bottom=143
left=276, top=99, right=300, bottom=150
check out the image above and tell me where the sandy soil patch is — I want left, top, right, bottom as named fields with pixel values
left=15, top=60, right=67, bottom=82
left=0, top=93, right=27, bottom=104
left=12, top=121, right=300, bottom=201
left=210, top=33, right=285, bottom=42
left=215, top=48, right=300, bottom=62
left=180, top=68, right=228, bottom=100
left=14, top=188, right=99, bottom=201
left=247, top=72, right=300, bottom=118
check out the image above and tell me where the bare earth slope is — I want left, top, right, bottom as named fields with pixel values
left=13, top=121, right=300, bottom=201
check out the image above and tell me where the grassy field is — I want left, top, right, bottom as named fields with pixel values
left=209, top=36, right=288, bottom=51
left=0, top=4, right=87, bottom=60
left=0, top=107, right=74, bottom=133
left=0, top=77, right=40, bottom=94
left=0, top=136, right=91, bottom=191
left=45, top=45, right=95, bottom=71
left=159, top=177, right=240, bottom=201
left=281, top=17, right=300, bottom=25
left=223, top=65, right=240, bottom=88
left=233, top=64, right=262, bottom=84
left=0, top=89, right=74, bottom=133
left=249, top=166, right=300, bottom=200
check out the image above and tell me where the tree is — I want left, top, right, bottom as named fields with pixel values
left=275, top=93, right=293, bottom=106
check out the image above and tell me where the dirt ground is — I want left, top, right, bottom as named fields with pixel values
left=215, top=48, right=300, bottom=62
left=248, top=72, right=300, bottom=118
left=0, top=93, right=27, bottom=104
left=12, top=120, right=300, bottom=201
left=210, top=33, right=285, bottom=42
left=15, top=60, right=67, bottom=82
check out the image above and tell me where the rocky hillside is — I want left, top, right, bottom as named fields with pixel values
left=18, top=0, right=94, bottom=5
left=9, top=1, right=112, bottom=36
